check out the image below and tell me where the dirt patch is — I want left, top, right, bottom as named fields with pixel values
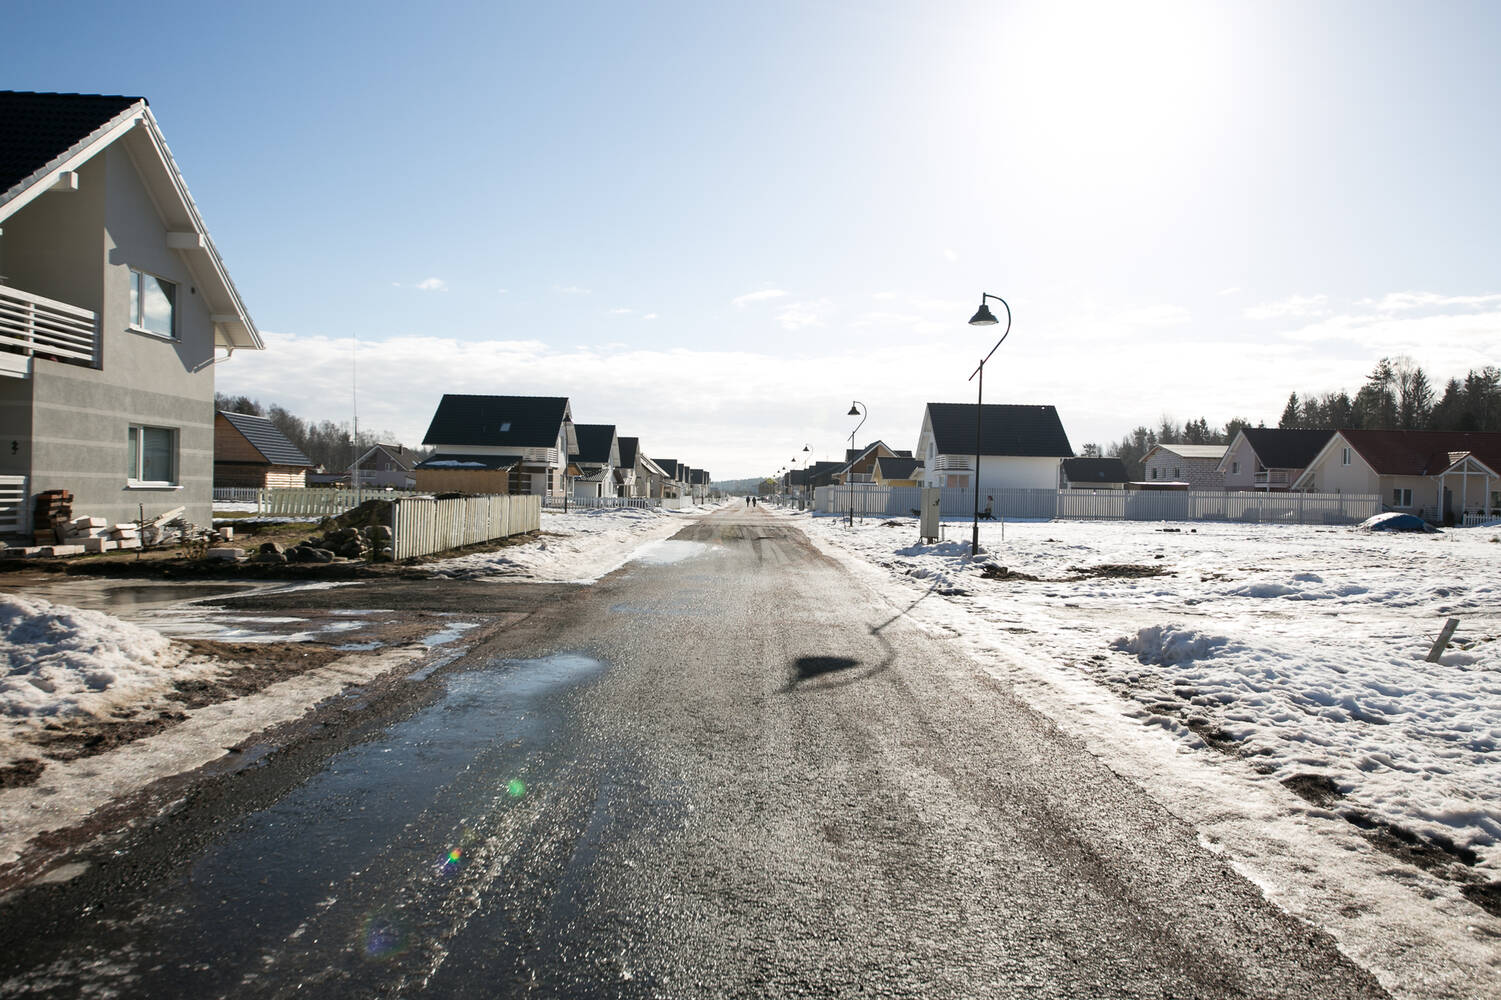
left=1344, top=811, right=1479, bottom=872
left=1460, top=881, right=1501, bottom=917
left=0, top=758, right=45, bottom=789
left=980, top=565, right=1041, bottom=581
left=1068, top=563, right=1171, bottom=579
left=1281, top=772, right=1343, bottom=807
left=1184, top=717, right=1240, bottom=753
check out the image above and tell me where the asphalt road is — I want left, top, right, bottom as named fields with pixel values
left=0, top=507, right=1388, bottom=998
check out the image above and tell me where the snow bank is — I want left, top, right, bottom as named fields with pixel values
left=426, top=503, right=722, bottom=583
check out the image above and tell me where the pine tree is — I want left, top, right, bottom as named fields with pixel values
left=1279, top=393, right=1301, bottom=428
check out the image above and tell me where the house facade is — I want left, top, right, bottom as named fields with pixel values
left=915, top=403, right=1073, bottom=491
left=415, top=394, right=576, bottom=495
left=1140, top=444, right=1227, bottom=489
left=1292, top=430, right=1501, bottom=522
left=1219, top=429, right=1332, bottom=492
left=349, top=443, right=417, bottom=490
left=872, top=455, right=922, bottom=486
left=570, top=423, right=620, bottom=499
left=214, top=411, right=313, bottom=489
left=0, top=92, right=262, bottom=535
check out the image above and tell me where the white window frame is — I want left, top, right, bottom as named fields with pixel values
left=127, top=267, right=177, bottom=340
left=1392, top=487, right=1412, bottom=507
left=127, top=424, right=179, bottom=487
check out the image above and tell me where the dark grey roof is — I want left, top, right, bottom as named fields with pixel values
left=1240, top=428, right=1334, bottom=470
left=415, top=454, right=516, bottom=471
left=874, top=456, right=923, bottom=479
left=0, top=91, right=141, bottom=204
left=217, top=411, right=313, bottom=467
left=421, top=394, right=570, bottom=449
left=617, top=436, right=640, bottom=468
left=352, top=443, right=416, bottom=472
left=1062, top=457, right=1128, bottom=483
left=655, top=457, right=682, bottom=478
left=807, top=460, right=845, bottom=486
left=690, top=469, right=709, bottom=485
left=571, top=424, right=617, bottom=464
left=926, top=403, right=1073, bottom=458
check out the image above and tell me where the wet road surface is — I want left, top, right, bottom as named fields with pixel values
left=0, top=508, right=1387, bottom=998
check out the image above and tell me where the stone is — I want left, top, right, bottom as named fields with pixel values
left=258, top=541, right=284, bottom=555
left=205, top=547, right=244, bottom=561
left=37, top=545, right=85, bottom=558
left=252, top=550, right=287, bottom=564
left=369, top=525, right=393, bottom=541
left=308, top=548, right=334, bottom=563
left=82, top=537, right=117, bottom=553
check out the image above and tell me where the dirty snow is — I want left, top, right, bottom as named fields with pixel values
left=426, top=502, right=723, bottom=583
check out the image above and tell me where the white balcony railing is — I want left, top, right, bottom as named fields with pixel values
left=1254, top=469, right=1294, bottom=489
left=0, top=284, right=98, bottom=377
left=932, top=455, right=974, bottom=472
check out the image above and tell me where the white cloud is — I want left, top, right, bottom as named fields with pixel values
left=1113, top=303, right=1191, bottom=327
left=1361, top=291, right=1501, bottom=312
left=1244, top=294, right=1329, bottom=321
left=943, top=248, right=959, bottom=262
left=731, top=288, right=789, bottom=308
left=642, top=313, right=659, bottom=320
left=554, top=284, right=591, bottom=296
left=416, top=277, right=448, bottom=292
left=1217, top=286, right=1241, bottom=296
left=497, top=288, right=509, bottom=295
left=608, top=307, right=634, bottom=315
left=775, top=299, right=833, bottom=330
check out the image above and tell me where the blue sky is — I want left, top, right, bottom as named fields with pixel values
left=10, top=0, right=1501, bottom=476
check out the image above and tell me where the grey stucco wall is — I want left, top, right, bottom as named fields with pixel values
left=16, top=142, right=217, bottom=529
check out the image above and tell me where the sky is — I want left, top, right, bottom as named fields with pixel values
left=9, top=0, right=1501, bottom=477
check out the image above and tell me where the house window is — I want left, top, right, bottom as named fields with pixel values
left=945, top=474, right=969, bottom=488
left=1150, top=468, right=1158, bottom=480
left=1231, top=461, right=1239, bottom=475
left=1392, top=488, right=1412, bottom=507
left=1173, top=467, right=1180, bottom=480
left=1341, top=447, right=1351, bottom=466
left=127, top=425, right=176, bottom=485
left=128, top=269, right=176, bottom=338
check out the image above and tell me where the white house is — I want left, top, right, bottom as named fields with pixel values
left=1217, top=428, right=1332, bottom=492
left=915, top=403, right=1073, bottom=491
left=0, top=91, right=263, bottom=537
left=415, top=394, right=576, bottom=496
left=569, top=423, right=620, bottom=499
left=1292, top=429, right=1501, bottom=523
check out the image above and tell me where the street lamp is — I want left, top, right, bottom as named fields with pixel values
left=801, top=444, right=810, bottom=510
left=967, top=293, right=1012, bottom=557
left=846, top=401, right=866, bottom=527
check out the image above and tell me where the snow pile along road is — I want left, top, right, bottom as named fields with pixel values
left=427, top=503, right=720, bottom=583
left=0, top=594, right=220, bottom=765
left=790, top=513, right=1501, bottom=873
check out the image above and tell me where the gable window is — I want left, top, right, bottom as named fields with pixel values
left=127, top=425, right=177, bottom=485
left=1341, top=447, right=1351, bottom=466
left=1150, top=468, right=1158, bottom=480
left=1231, top=461, right=1239, bottom=475
left=1392, top=488, right=1412, bottom=507
left=128, top=269, right=176, bottom=338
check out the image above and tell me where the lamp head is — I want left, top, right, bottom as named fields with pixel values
left=848, top=403, right=861, bottom=416
left=969, top=302, right=999, bottom=326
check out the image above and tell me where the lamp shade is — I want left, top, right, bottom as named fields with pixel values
left=969, top=303, right=999, bottom=326
left=848, top=404, right=861, bottom=416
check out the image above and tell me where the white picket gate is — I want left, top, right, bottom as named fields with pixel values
left=391, top=494, right=541, bottom=560
left=0, top=475, right=26, bottom=535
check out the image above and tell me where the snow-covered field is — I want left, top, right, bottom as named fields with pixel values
left=789, top=512, right=1501, bottom=873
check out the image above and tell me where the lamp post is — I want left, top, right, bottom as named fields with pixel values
left=846, top=401, right=866, bottom=527
left=802, top=445, right=811, bottom=510
left=967, top=293, right=1012, bottom=557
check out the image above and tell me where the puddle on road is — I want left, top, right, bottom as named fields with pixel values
left=421, top=621, right=480, bottom=646
left=25, top=651, right=609, bottom=998
left=10, top=579, right=266, bottom=614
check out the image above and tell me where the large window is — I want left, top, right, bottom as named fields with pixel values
left=128, top=268, right=176, bottom=338
left=128, top=425, right=177, bottom=485
left=1392, top=487, right=1413, bottom=507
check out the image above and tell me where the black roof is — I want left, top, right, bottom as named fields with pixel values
left=571, top=423, right=617, bottom=464
left=1062, top=457, right=1128, bottom=483
left=925, top=403, right=1073, bottom=458
left=690, top=469, right=709, bottom=485
left=415, top=454, right=516, bottom=471
left=806, top=460, right=846, bottom=486
left=218, top=411, right=314, bottom=467
left=1, top=91, right=141, bottom=203
left=421, top=394, right=570, bottom=449
left=617, top=436, right=640, bottom=468
left=1240, top=428, right=1334, bottom=469
left=874, top=456, right=923, bottom=479
left=655, top=457, right=682, bottom=478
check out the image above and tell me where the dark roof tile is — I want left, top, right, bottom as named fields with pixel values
left=0, top=91, right=142, bottom=203
left=1062, top=457, right=1128, bottom=483
left=421, top=394, right=570, bottom=449
left=926, top=403, right=1073, bottom=458
left=218, top=411, right=314, bottom=467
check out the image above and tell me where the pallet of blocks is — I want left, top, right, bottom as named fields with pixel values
left=32, top=490, right=72, bottom=546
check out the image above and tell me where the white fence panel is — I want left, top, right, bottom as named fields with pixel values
left=391, top=494, right=541, bottom=560
left=258, top=487, right=426, bottom=517
left=812, top=485, right=1380, bottom=527
left=0, top=475, right=26, bottom=535
left=542, top=495, right=663, bottom=510
left=213, top=487, right=261, bottom=502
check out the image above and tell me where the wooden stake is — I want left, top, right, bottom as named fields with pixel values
left=1427, top=618, right=1460, bottom=663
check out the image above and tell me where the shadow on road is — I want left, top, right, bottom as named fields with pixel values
left=792, top=656, right=861, bottom=681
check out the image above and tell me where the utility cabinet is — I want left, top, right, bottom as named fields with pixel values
left=919, top=486, right=942, bottom=543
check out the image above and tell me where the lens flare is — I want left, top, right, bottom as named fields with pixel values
left=436, top=846, right=466, bottom=877
left=507, top=779, right=526, bottom=798
left=362, top=913, right=408, bottom=960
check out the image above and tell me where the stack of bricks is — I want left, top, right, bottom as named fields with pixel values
left=31, top=490, right=72, bottom=546
left=65, top=516, right=143, bottom=553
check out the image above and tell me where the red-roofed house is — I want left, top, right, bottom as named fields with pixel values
left=1291, top=430, right=1501, bottom=523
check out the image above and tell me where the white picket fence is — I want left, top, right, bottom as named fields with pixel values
left=391, top=494, right=541, bottom=559
left=814, top=485, right=1381, bottom=526
left=0, top=475, right=26, bottom=535
left=213, top=487, right=261, bottom=502
left=542, top=495, right=664, bottom=510
left=255, top=487, right=426, bottom=517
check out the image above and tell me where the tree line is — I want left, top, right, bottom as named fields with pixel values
left=215, top=393, right=429, bottom=472
left=1092, top=358, right=1501, bottom=480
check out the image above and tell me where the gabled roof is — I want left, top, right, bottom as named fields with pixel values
left=874, top=456, right=923, bottom=480
left=421, top=394, right=574, bottom=452
left=0, top=91, right=260, bottom=351
left=571, top=423, right=618, bottom=464
left=1062, top=457, right=1128, bottom=483
left=655, top=457, right=682, bottom=479
left=690, top=469, right=709, bottom=485
left=639, top=453, right=668, bottom=479
left=217, top=411, right=313, bottom=467
left=924, top=403, right=1073, bottom=458
left=1147, top=443, right=1227, bottom=462
left=617, top=436, right=640, bottom=468
left=1339, top=430, right=1501, bottom=477
left=350, top=442, right=416, bottom=472
left=1220, top=428, right=1332, bottom=473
